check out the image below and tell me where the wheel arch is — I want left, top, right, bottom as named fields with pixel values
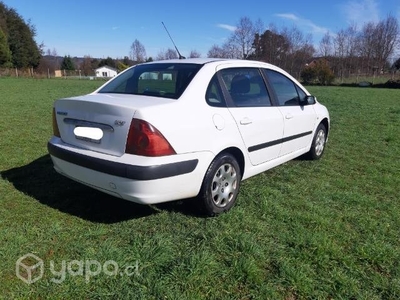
left=217, top=147, right=245, bottom=179
left=320, top=117, right=330, bottom=137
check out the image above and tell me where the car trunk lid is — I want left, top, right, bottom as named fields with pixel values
left=54, top=93, right=172, bottom=157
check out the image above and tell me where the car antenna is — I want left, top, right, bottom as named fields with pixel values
left=161, top=21, right=185, bottom=59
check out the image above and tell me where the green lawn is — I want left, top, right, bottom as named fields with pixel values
left=0, top=78, right=399, bottom=299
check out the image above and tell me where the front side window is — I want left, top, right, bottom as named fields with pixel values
left=98, top=63, right=202, bottom=99
left=265, top=70, right=301, bottom=106
left=219, top=68, right=271, bottom=107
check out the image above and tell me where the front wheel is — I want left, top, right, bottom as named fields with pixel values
left=198, top=153, right=241, bottom=216
left=306, top=123, right=327, bottom=160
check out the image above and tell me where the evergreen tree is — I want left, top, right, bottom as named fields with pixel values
left=60, top=55, right=75, bottom=70
left=98, top=57, right=116, bottom=68
left=0, top=2, right=42, bottom=68
left=0, top=28, right=11, bottom=67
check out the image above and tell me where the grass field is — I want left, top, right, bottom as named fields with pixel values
left=0, top=77, right=399, bottom=299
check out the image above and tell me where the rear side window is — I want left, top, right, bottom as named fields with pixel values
left=219, top=68, right=271, bottom=107
left=98, top=63, right=202, bottom=99
left=264, top=70, right=301, bottom=106
left=205, top=75, right=226, bottom=107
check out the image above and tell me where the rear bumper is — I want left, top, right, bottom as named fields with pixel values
left=47, top=142, right=198, bottom=180
left=48, top=137, right=213, bottom=204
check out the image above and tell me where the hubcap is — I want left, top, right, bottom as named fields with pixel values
left=211, top=163, right=238, bottom=208
left=315, top=129, right=326, bottom=156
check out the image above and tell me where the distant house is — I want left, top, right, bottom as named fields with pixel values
left=306, top=57, right=330, bottom=68
left=95, top=66, right=117, bottom=78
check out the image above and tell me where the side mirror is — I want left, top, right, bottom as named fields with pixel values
left=300, top=95, right=316, bottom=106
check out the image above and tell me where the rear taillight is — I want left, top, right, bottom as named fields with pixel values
left=52, top=108, right=61, bottom=137
left=125, top=119, right=176, bottom=156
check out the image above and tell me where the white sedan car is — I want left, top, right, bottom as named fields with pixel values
left=48, top=58, right=329, bottom=216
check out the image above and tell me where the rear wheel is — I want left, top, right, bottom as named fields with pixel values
left=198, top=153, right=241, bottom=216
left=306, top=123, right=327, bottom=160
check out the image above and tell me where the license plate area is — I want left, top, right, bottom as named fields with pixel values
left=74, top=127, right=103, bottom=144
left=64, top=118, right=114, bottom=144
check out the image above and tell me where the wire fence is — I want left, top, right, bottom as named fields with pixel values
left=1, top=67, right=399, bottom=87
left=0, top=68, right=111, bottom=80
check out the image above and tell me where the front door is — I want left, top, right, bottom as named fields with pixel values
left=218, top=67, right=285, bottom=166
left=263, top=69, right=317, bottom=157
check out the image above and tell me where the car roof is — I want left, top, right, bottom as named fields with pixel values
left=142, top=57, right=279, bottom=69
left=143, top=58, right=224, bottom=65
left=138, top=58, right=297, bottom=83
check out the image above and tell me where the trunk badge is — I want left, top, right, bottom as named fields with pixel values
left=114, top=120, right=126, bottom=126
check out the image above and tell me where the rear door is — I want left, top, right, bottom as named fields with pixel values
left=217, top=67, right=284, bottom=166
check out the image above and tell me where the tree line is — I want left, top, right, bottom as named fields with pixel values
left=1, top=0, right=399, bottom=82
left=130, top=16, right=400, bottom=82
left=208, top=16, right=399, bottom=80
left=37, top=54, right=137, bottom=76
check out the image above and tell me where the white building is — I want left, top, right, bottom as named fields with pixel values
left=95, top=66, right=118, bottom=78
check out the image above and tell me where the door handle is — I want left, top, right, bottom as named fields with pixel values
left=240, top=118, right=252, bottom=125
left=285, top=114, right=293, bottom=119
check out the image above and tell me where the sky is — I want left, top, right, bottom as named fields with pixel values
left=3, top=0, right=400, bottom=59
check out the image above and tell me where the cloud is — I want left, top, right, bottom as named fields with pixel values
left=217, top=24, right=236, bottom=32
left=275, top=13, right=329, bottom=35
left=275, top=13, right=299, bottom=21
left=112, top=26, right=119, bottom=30
left=341, top=0, right=380, bottom=26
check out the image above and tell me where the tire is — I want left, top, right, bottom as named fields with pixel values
left=306, top=123, right=327, bottom=160
left=198, top=153, right=241, bottom=216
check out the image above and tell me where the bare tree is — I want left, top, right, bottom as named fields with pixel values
left=189, top=50, right=201, bottom=58
left=156, top=48, right=178, bottom=60
left=222, top=41, right=242, bottom=59
left=334, top=29, right=347, bottom=81
left=207, top=42, right=241, bottom=59
left=373, top=15, right=399, bottom=70
left=207, top=44, right=226, bottom=58
left=254, top=18, right=265, bottom=36
left=355, top=15, right=399, bottom=74
left=295, top=34, right=315, bottom=78
left=282, top=26, right=305, bottom=72
left=345, top=24, right=359, bottom=57
left=130, top=39, right=147, bottom=62
left=81, top=55, right=93, bottom=76
left=319, top=32, right=333, bottom=57
left=40, top=47, right=59, bottom=72
left=51, top=47, right=57, bottom=57
left=229, top=16, right=258, bottom=59
left=358, top=22, right=376, bottom=73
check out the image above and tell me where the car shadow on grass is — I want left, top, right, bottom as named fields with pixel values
left=1, top=155, right=201, bottom=223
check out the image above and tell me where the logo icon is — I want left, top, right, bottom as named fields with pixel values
left=16, top=253, right=44, bottom=284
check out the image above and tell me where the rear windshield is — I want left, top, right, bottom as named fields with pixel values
left=98, top=63, right=202, bottom=99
